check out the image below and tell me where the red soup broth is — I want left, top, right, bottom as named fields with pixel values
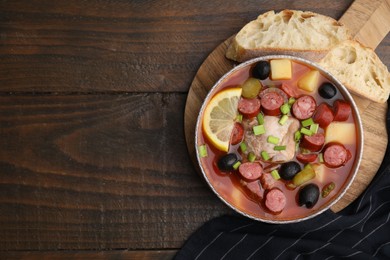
left=197, top=59, right=359, bottom=221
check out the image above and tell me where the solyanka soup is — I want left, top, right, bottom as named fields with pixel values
left=195, top=56, right=363, bottom=223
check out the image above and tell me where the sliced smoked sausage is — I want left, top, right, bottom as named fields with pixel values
left=265, top=188, right=286, bottom=214
left=259, top=88, right=287, bottom=116
left=323, top=143, right=351, bottom=168
left=292, top=95, right=316, bottom=120
left=296, top=153, right=318, bottom=163
left=333, top=100, right=351, bottom=121
left=230, top=123, right=244, bottom=145
left=238, top=162, right=263, bottom=181
left=240, top=180, right=263, bottom=200
left=260, top=173, right=276, bottom=190
left=300, top=133, right=325, bottom=151
left=238, top=98, right=261, bottom=118
left=313, top=103, right=334, bottom=128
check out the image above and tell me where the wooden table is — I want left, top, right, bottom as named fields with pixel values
left=0, top=1, right=388, bottom=259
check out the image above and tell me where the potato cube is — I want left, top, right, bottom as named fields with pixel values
left=298, top=70, right=320, bottom=92
left=270, top=59, right=292, bottom=80
left=312, top=163, right=326, bottom=183
left=325, top=122, right=356, bottom=144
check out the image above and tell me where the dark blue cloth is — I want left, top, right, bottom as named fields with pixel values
left=176, top=101, right=390, bottom=260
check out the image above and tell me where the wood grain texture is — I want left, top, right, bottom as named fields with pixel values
left=0, top=0, right=389, bottom=255
left=339, top=0, right=390, bottom=48
left=0, top=250, right=177, bottom=259
left=0, top=0, right=354, bottom=93
left=0, top=94, right=232, bottom=250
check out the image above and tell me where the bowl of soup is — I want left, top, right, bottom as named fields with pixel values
left=195, top=55, right=363, bottom=223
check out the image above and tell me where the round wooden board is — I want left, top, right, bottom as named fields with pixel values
left=184, top=37, right=388, bottom=213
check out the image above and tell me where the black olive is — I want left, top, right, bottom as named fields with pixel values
left=298, top=183, right=320, bottom=208
left=318, top=82, right=337, bottom=99
left=279, top=161, right=301, bottom=180
left=217, top=153, right=239, bottom=172
left=252, top=61, right=271, bottom=80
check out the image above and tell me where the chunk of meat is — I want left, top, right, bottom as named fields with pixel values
left=259, top=88, right=287, bottom=116
left=238, top=162, right=263, bottom=181
left=296, top=153, right=318, bottom=163
left=333, top=100, right=351, bottom=121
left=292, top=95, right=316, bottom=120
left=243, top=116, right=300, bottom=162
left=238, top=98, right=261, bottom=118
left=265, top=188, right=286, bottom=214
left=230, top=123, right=244, bottom=145
left=323, top=143, right=351, bottom=168
left=300, top=133, right=325, bottom=151
left=260, top=173, right=276, bottom=190
left=240, top=180, right=263, bottom=200
left=313, top=103, right=334, bottom=128
left=280, top=83, right=300, bottom=98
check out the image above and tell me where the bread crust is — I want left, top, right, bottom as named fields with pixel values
left=226, top=38, right=327, bottom=62
left=319, top=40, right=390, bottom=103
left=225, top=10, right=390, bottom=103
left=226, top=10, right=351, bottom=62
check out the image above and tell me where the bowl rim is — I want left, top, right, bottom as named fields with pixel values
left=195, top=55, right=364, bottom=224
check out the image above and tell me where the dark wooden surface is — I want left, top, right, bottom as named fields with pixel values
left=0, top=0, right=389, bottom=258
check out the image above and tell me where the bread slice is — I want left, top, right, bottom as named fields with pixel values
left=226, top=10, right=352, bottom=62
left=318, top=40, right=390, bottom=103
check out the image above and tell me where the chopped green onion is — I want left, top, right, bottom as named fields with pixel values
left=248, top=152, right=256, bottom=162
left=301, top=118, right=314, bottom=127
left=288, top=97, right=296, bottom=106
left=233, top=161, right=241, bottom=170
left=274, top=145, right=286, bottom=151
left=267, top=135, right=280, bottom=144
left=280, top=103, right=290, bottom=115
left=198, top=145, right=208, bottom=157
left=271, top=169, right=281, bottom=180
left=261, top=151, right=270, bottom=160
left=253, top=125, right=266, bottom=135
left=236, top=114, right=243, bottom=123
left=319, top=153, right=324, bottom=163
left=294, top=130, right=302, bottom=142
left=240, top=142, right=247, bottom=152
left=310, top=123, right=319, bottom=134
left=279, top=115, right=289, bottom=125
left=257, top=113, right=264, bottom=125
left=300, top=127, right=313, bottom=136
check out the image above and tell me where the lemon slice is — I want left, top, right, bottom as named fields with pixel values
left=202, top=87, right=242, bottom=152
